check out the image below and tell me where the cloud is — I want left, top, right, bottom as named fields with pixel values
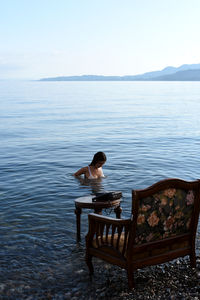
left=0, top=63, right=25, bottom=79
left=0, top=62, right=22, bottom=71
left=0, top=55, right=27, bottom=79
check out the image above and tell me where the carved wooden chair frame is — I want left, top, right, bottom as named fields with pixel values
left=85, top=178, right=200, bottom=288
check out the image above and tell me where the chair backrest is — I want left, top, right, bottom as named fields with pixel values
left=131, top=179, right=200, bottom=246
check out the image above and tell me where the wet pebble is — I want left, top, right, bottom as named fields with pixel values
left=1, top=248, right=200, bottom=299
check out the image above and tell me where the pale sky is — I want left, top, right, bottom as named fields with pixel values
left=0, top=0, right=200, bottom=79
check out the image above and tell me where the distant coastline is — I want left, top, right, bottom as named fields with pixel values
left=40, top=63, right=200, bottom=81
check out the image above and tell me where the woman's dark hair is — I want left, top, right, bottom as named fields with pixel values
left=90, top=152, right=107, bottom=166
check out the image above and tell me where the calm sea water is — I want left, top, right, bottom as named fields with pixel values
left=0, top=80, right=200, bottom=291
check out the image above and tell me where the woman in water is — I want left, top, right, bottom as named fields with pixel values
left=73, top=152, right=106, bottom=179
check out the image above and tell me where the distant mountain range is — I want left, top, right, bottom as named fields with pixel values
left=40, top=63, right=200, bottom=81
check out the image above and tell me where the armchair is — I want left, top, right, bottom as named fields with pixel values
left=85, top=178, right=200, bottom=288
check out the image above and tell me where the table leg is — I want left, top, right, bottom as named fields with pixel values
left=75, top=207, right=82, bottom=241
left=114, top=205, right=122, bottom=218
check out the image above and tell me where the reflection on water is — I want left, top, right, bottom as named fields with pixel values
left=74, top=176, right=104, bottom=194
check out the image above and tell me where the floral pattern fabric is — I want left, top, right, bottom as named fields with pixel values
left=135, top=188, right=195, bottom=245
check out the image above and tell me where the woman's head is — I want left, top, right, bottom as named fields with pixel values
left=90, top=152, right=107, bottom=168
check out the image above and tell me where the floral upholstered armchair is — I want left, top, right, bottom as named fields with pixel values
left=135, top=187, right=195, bottom=245
left=85, top=178, right=200, bottom=288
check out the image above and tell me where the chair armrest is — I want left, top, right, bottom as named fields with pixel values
left=86, top=213, right=131, bottom=256
left=88, top=212, right=131, bottom=225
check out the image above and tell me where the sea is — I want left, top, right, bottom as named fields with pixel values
left=0, top=80, right=200, bottom=295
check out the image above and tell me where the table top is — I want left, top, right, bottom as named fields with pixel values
left=75, top=195, right=121, bottom=209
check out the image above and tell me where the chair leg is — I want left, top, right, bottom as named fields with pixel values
left=86, top=253, right=94, bottom=274
left=127, top=266, right=135, bottom=289
left=190, top=251, right=196, bottom=268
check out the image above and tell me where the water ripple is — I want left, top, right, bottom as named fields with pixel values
left=0, top=81, right=200, bottom=293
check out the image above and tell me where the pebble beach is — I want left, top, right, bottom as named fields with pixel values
left=1, top=234, right=199, bottom=300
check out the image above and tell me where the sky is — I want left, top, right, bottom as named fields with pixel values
left=0, top=0, right=200, bottom=79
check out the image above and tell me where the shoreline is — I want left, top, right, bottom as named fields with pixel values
left=1, top=234, right=199, bottom=299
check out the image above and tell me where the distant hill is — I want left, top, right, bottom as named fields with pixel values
left=40, top=63, right=200, bottom=81
left=151, top=69, right=200, bottom=81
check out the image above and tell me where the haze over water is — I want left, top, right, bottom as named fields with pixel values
left=0, top=80, right=200, bottom=292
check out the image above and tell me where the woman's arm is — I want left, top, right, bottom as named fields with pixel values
left=73, top=167, right=87, bottom=177
left=98, top=167, right=105, bottom=177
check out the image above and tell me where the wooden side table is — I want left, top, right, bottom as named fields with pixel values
left=74, top=195, right=122, bottom=241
